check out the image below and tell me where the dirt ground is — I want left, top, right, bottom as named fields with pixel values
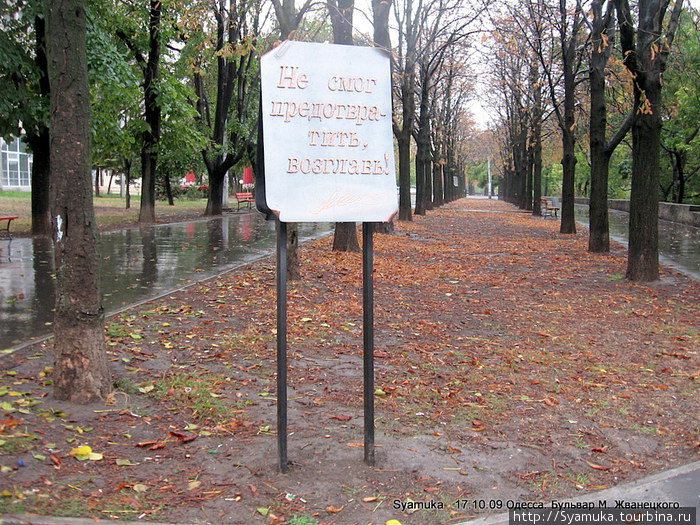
left=1, top=198, right=698, bottom=525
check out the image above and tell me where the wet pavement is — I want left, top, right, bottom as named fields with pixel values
left=0, top=213, right=330, bottom=350
left=574, top=204, right=700, bottom=280
left=1, top=203, right=698, bottom=351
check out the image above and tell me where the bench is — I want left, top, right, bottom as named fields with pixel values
left=0, top=216, right=19, bottom=239
left=540, top=198, right=559, bottom=218
left=234, top=192, right=255, bottom=211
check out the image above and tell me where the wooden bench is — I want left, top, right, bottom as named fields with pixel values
left=540, top=198, right=559, bottom=218
left=0, top=216, right=19, bottom=239
left=234, top=192, right=255, bottom=211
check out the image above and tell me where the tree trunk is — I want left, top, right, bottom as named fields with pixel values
left=588, top=0, right=613, bottom=252
left=124, top=159, right=132, bottom=209
left=626, top=87, right=660, bottom=281
left=94, top=168, right=100, bottom=197
left=138, top=0, right=162, bottom=224
left=398, top=125, right=413, bottom=220
left=614, top=0, right=682, bottom=281
left=46, top=0, right=110, bottom=403
left=28, top=14, right=52, bottom=237
left=332, top=222, right=361, bottom=252
left=27, top=131, right=52, bottom=236
left=328, top=0, right=362, bottom=250
left=372, top=0, right=395, bottom=234
left=560, top=129, right=577, bottom=234
left=560, top=40, right=577, bottom=234
left=432, top=156, right=443, bottom=208
left=414, top=66, right=430, bottom=216
left=588, top=50, right=610, bottom=248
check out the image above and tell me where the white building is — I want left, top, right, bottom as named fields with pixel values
left=0, top=137, right=33, bottom=191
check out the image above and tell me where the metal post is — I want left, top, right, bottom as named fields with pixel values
left=276, top=220, right=288, bottom=472
left=362, top=222, right=375, bottom=465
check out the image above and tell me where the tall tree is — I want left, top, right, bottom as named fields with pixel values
left=393, top=0, right=425, bottom=221
left=116, top=0, right=164, bottom=223
left=192, top=0, right=260, bottom=217
left=586, top=0, right=633, bottom=252
left=46, top=0, right=110, bottom=402
left=328, top=0, right=362, bottom=252
left=0, top=0, right=52, bottom=235
left=525, top=0, right=588, bottom=234
left=614, top=0, right=684, bottom=281
left=660, top=8, right=700, bottom=204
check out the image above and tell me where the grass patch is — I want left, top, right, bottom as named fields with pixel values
left=153, top=372, right=241, bottom=423
left=0, top=433, right=38, bottom=454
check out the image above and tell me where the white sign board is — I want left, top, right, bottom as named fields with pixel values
left=260, top=41, right=398, bottom=223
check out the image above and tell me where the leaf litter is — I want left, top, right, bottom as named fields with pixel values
left=0, top=199, right=698, bottom=524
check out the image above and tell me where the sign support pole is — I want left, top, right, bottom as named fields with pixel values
left=276, top=220, right=288, bottom=473
left=362, top=222, right=375, bottom=465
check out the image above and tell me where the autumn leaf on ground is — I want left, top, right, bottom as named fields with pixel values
left=586, top=460, right=610, bottom=471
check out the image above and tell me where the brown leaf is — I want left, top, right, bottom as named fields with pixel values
left=135, top=440, right=160, bottom=448
left=346, top=442, right=364, bottom=447
left=329, top=415, right=352, bottom=422
left=326, top=505, right=344, bottom=513
left=50, top=454, right=62, bottom=469
left=363, top=496, right=378, bottom=502
left=169, top=431, right=197, bottom=443
left=586, top=460, right=610, bottom=471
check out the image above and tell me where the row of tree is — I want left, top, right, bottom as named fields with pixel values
left=1, top=0, right=483, bottom=401
left=484, top=0, right=695, bottom=282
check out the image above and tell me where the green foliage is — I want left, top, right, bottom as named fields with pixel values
left=659, top=7, right=700, bottom=204
left=0, top=0, right=49, bottom=141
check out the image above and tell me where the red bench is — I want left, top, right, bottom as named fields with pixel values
left=540, top=198, right=559, bottom=218
left=0, top=216, right=19, bottom=239
left=234, top=192, right=254, bottom=211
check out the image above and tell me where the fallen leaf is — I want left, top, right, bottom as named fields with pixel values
left=330, top=415, right=352, bottom=422
left=132, top=483, right=148, bottom=493
left=326, top=505, right=344, bottom=513
left=585, top=460, right=610, bottom=471
left=363, top=496, right=378, bottom=502
left=346, top=442, right=364, bottom=447
left=187, top=480, right=202, bottom=490
left=69, top=445, right=92, bottom=456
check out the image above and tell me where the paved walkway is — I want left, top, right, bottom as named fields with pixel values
left=1, top=462, right=697, bottom=524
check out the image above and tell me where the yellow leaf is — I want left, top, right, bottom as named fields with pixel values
left=132, top=483, right=148, bottom=493
left=70, top=445, right=92, bottom=456
left=87, top=452, right=103, bottom=461
left=188, top=480, right=202, bottom=490
left=387, top=520, right=403, bottom=525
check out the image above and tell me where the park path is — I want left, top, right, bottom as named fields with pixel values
left=1, top=197, right=697, bottom=524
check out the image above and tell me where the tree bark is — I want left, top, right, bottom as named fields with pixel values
left=333, top=222, right=361, bottom=252
left=588, top=0, right=611, bottom=252
left=615, top=0, right=683, bottom=281
left=372, top=0, right=395, bottom=233
left=328, top=0, right=362, bottom=251
left=46, top=0, right=110, bottom=403
left=28, top=14, right=52, bottom=237
left=27, top=131, right=52, bottom=236
left=531, top=60, right=543, bottom=217
left=138, top=0, right=162, bottom=224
